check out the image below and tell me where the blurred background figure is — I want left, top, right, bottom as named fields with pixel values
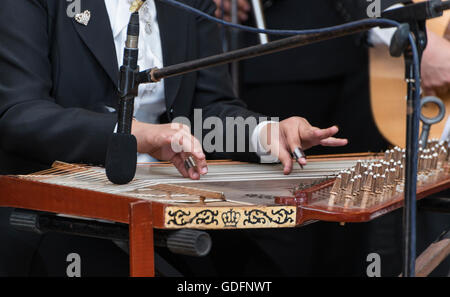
left=215, top=0, right=388, bottom=156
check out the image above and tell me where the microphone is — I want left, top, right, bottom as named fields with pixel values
left=106, top=12, right=140, bottom=185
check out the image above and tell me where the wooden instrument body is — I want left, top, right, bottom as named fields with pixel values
left=370, top=10, right=450, bottom=147
left=1, top=154, right=449, bottom=276
left=0, top=155, right=448, bottom=229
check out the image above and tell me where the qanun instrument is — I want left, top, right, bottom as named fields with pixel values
left=1, top=140, right=449, bottom=230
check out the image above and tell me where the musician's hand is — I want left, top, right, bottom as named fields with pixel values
left=213, top=0, right=251, bottom=22
left=259, top=117, right=348, bottom=175
left=132, top=121, right=208, bottom=180
left=421, top=31, right=450, bottom=96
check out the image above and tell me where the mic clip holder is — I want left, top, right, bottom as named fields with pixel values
left=119, top=64, right=140, bottom=101
left=117, top=59, right=140, bottom=135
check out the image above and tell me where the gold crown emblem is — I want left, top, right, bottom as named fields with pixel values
left=221, top=209, right=241, bottom=227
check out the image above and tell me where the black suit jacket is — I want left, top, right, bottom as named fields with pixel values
left=0, top=0, right=261, bottom=174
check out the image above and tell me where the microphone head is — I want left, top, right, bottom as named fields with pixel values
left=105, top=133, right=137, bottom=185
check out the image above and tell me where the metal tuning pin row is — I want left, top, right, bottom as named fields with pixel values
left=417, top=138, right=449, bottom=185
left=327, top=142, right=449, bottom=210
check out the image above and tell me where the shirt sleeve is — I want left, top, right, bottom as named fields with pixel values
left=369, top=3, right=405, bottom=46
left=251, top=121, right=280, bottom=164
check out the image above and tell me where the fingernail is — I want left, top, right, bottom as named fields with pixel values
left=202, top=167, right=208, bottom=175
left=193, top=172, right=200, bottom=179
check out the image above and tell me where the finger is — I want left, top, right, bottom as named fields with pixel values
left=238, top=0, right=251, bottom=11
left=186, top=153, right=207, bottom=178
left=238, top=10, right=249, bottom=22
left=214, top=0, right=232, bottom=21
left=278, top=145, right=294, bottom=175
left=284, top=127, right=307, bottom=167
left=180, top=152, right=201, bottom=180
left=312, top=125, right=340, bottom=140
left=180, top=130, right=208, bottom=175
left=192, top=155, right=208, bottom=176
left=171, top=129, right=204, bottom=176
left=221, top=0, right=249, bottom=21
left=215, top=10, right=232, bottom=21
left=320, top=137, right=349, bottom=147
left=171, top=155, right=190, bottom=178
left=223, top=0, right=250, bottom=12
left=292, top=147, right=307, bottom=168
left=221, top=0, right=232, bottom=14
left=175, top=129, right=198, bottom=155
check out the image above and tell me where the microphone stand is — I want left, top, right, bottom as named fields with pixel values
left=137, top=22, right=379, bottom=83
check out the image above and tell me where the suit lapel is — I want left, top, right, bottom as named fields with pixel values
left=155, top=0, right=189, bottom=110
left=71, top=0, right=119, bottom=89
left=70, top=0, right=188, bottom=106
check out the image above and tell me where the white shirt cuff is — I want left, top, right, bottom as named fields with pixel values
left=369, top=26, right=397, bottom=46
left=251, top=120, right=280, bottom=164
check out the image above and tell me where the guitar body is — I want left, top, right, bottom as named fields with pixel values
left=370, top=10, right=450, bottom=147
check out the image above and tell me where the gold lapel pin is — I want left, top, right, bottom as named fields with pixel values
left=75, top=10, right=91, bottom=26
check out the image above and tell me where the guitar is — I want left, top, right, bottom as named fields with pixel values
left=370, top=8, right=450, bottom=147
